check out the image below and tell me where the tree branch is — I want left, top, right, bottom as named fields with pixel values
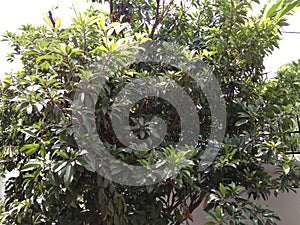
left=149, top=0, right=175, bottom=38
left=110, top=0, right=114, bottom=22
left=149, top=0, right=161, bottom=38
left=116, top=0, right=131, bottom=21
left=48, top=11, right=56, bottom=28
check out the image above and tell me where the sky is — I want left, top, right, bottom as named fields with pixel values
left=0, top=0, right=300, bottom=79
left=0, top=0, right=94, bottom=79
left=264, top=7, right=300, bottom=77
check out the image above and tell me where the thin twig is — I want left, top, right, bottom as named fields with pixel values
left=149, top=0, right=175, bottom=38
left=72, top=1, right=78, bottom=19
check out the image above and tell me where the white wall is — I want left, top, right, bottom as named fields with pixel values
left=187, top=165, right=300, bottom=225
left=0, top=177, right=3, bottom=199
left=187, top=191, right=300, bottom=225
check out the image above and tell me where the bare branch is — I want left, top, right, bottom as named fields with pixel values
left=149, top=0, right=175, bottom=38
left=48, top=11, right=56, bottom=28
left=116, top=0, right=131, bottom=21
left=149, top=0, right=161, bottom=38
left=110, top=0, right=114, bottom=22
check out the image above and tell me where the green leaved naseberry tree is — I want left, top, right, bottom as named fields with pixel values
left=1, top=0, right=300, bottom=224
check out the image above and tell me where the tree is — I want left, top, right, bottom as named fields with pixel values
left=1, top=0, right=300, bottom=224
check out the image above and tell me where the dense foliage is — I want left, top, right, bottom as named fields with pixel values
left=1, top=0, right=300, bottom=224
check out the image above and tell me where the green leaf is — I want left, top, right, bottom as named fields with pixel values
left=55, top=18, right=62, bottom=30
left=26, top=104, right=33, bottom=114
left=35, top=102, right=43, bottom=112
left=76, top=157, right=95, bottom=172
left=77, top=11, right=83, bottom=24
left=139, top=130, right=146, bottom=139
left=235, top=118, right=249, bottom=127
left=283, top=163, right=290, bottom=174
left=108, top=201, right=114, bottom=216
left=275, top=0, right=300, bottom=21
left=98, top=13, right=106, bottom=29
left=53, top=161, right=68, bottom=173
left=215, top=205, right=222, bottom=219
left=264, top=0, right=283, bottom=18
left=57, top=151, right=70, bottom=159
left=87, top=16, right=99, bottom=26
left=204, top=222, right=216, bottom=225
left=219, top=183, right=227, bottom=197
left=40, top=145, right=46, bottom=158
left=146, top=185, right=155, bottom=193
left=48, top=171, right=58, bottom=186
left=21, top=129, right=37, bottom=138
left=20, top=143, right=40, bottom=155
left=64, top=164, right=74, bottom=186
left=36, top=54, right=58, bottom=63
left=42, top=13, right=54, bottom=29
left=21, top=161, right=41, bottom=172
